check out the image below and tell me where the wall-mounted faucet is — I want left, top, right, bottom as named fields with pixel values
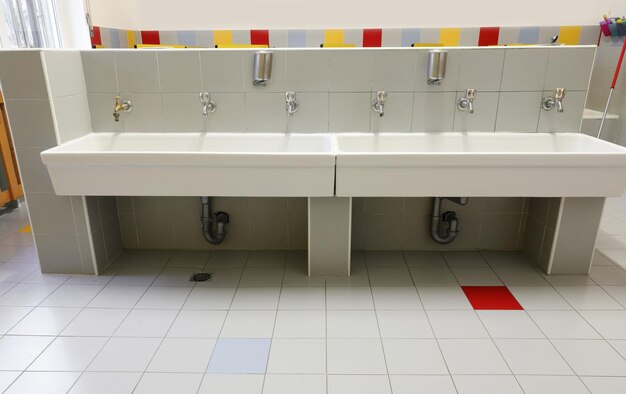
left=199, top=92, right=216, bottom=117
left=457, top=89, right=476, bottom=114
left=285, top=92, right=299, bottom=117
left=372, top=91, right=387, bottom=117
left=113, top=96, right=132, bottom=122
left=542, top=88, right=566, bottom=113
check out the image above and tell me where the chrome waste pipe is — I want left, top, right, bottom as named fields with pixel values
left=430, top=197, right=469, bottom=244
left=200, top=197, right=229, bottom=244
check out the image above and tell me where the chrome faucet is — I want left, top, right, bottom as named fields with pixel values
left=457, top=89, right=476, bottom=114
left=113, top=96, right=132, bottom=122
left=542, top=88, right=566, bottom=113
left=285, top=92, right=299, bottom=117
left=199, top=92, right=216, bottom=117
left=372, top=91, right=387, bottom=117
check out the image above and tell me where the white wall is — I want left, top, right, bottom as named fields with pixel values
left=89, top=0, right=626, bottom=30
left=55, top=0, right=91, bottom=48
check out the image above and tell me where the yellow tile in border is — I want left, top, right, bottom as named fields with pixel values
left=559, top=26, right=581, bottom=45
left=324, top=29, right=345, bottom=45
left=18, top=224, right=31, bottom=233
left=214, top=30, right=233, bottom=47
left=440, top=28, right=460, bottom=46
left=126, top=30, right=136, bottom=48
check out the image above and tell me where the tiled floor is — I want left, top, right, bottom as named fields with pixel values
left=1, top=200, right=626, bottom=393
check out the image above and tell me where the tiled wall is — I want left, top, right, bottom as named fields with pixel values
left=90, top=25, right=600, bottom=48
left=82, top=46, right=595, bottom=134
left=75, top=46, right=595, bottom=252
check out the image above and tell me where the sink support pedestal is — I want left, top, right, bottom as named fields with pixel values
left=522, top=197, right=605, bottom=274
left=308, top=197, right=352, bottom=276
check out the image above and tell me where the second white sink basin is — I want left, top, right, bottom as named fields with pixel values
left=41, top=132, right=336, bottom=196
left=335, top=132, right=626, bottom=197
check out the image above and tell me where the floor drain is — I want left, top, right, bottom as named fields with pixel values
left=190, top=272, right=213, bottom=282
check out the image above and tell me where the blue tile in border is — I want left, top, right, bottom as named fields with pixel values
left=519, top=26, right=541, bottom=45
left=401, top=28, right=420, bottom=47
left=109, top=29, right=120, bottom=48
left=288, top=30, right=307, bottom=48
left=177, top=31, right=197, bottom=47
left=207, top=338, right=270, bottom=374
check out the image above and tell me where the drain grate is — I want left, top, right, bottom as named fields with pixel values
left=190, top=272, right=213, bottom=282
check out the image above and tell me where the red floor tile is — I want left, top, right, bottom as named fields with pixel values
left=462, top=286, right=523, bottom=310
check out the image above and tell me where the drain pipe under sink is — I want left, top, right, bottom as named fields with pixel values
left=200, top=197, right=229, bottom=244
left=430, top=197, right=469, bottom=244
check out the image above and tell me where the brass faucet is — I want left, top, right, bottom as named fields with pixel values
left=113, top=96, right=132, bottom=122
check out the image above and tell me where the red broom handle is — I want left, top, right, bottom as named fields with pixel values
left=611, top=37, right=626, bottom=89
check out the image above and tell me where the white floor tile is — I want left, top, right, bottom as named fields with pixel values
left=452, top=375, right=523, bottom=394
left=428, top=310, right=489, bottom=339
left=152, top=267, right=198, bottom=287
left=273, top=310, right=326, bottom=338
left=0, top=283, right=60, bottom=306
left=516, top=375, right=589, bottom=394
left=328, top=374, right=391, bottom=394
left=0, top=282, right=14, bottom=296
left=126, top=250, right=173, bottom=267
left=438, top=339, right=510, bottom=374
left=493, top=266, right=549, bottom=286
left=494, top=339, right=573, bottom=375
left=9, top=306, right=80, bottom=335
left=610, top=339, right=626, bottom=359
left=410, top=267, right=459, bottom=286
left=167, top=310, right=226, bottom=338
left=205, top=250, right=248, bottom=268
left=183, top=287, right=235, bottom=310
left=0, top=245, right=27, bottom=263
left=417, top=287, right=472, bottom=310
left=147, top=338, right=216, bottom=373
left=267, top=339, right=326, bottom=373
left=246, top=250, right=286, bottom=267
left=263, top=374, right=326, bottom=394
left=581, top=377, right=626, bottom=393
left=230, top=286, right=280, bottom=310
left=443, top=251, right=488, bottom=267
left=68, top=372, right=142, bottom=394
left=198, top=374, right=264, bottom=394
left=589, top=266, right=626, bottom=286
left=326, top=287, right=374, bottom=309
left=377, top=310, right=434, bottom=338
left=282, top=262, right=326, bottom=287
left=327, top=310, right=380, bottom=338
left=481, top=251, right=533, bottom=268
left=135, top=286, right=192, bottom=309
left=65, top=273, right=114, bottom=286
left=168, top=250, right=210, bottom=268
left=29, top=337, right=107, bottom=371
left=4, top=371, right=80, bottom=394
left=114, top=309, right=178, bottom=337
left=371, top=286, right=422, bottom=309
left=0, top=335, right=54, bottom=370
left=552, top=339, right=626, bottom=376
left=368, top=267, right=414, bottom=286
left=544, top=274, right=596, bottom=286
left=0, top=372, right=20, bottom=393
left=238, top=267, right=284, bottom=287
left=555, top=286, right=623, bottom=310
left=508, top=286, right=572, bottom=310
left=61, top=308, right=129, bottom=337
left=0, top=306, right=32, bottom=334
left=21, top=271, right=69, bottom=285
left=39, top=284, right=103, bottom=307
left=451, top=266, right=503, bottom=286
left=528, top=310, right=602, bottom=339
left=403, top=251, right=447, bottom=267
left=134, top=372, right=203, bottom=394
left=278, top=286, right=325, bottom=309
left=87, top=337, right=161, bottom=372
left=365, top=250, right=406, bottom=267
left=477, top=310, right=544, bottom=339
left=390, top=375, right=456, bottom=394
left=0, top=263, right=36, bottom=283
left=195, top=267, right=243, bottom=287
left=327, top=339, right=387, bottom=374
left=220, top=310, right=276, bottom=338
left=87, top=285, right=147, bottom=308
left=598, top=250, right=626, bottom=267
left=579, top=310, right=626, bottom=339
left=108, top=265, right=162, bottom=287
left=383, top=338, right=448, bottom=374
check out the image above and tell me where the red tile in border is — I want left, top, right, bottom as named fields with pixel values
left=91, top=26, right=102, bottom=47
left=141, top=30, right=160, bottom=45
left=478, top=27, right=500, bottom=46
left=462, top=286, right=523, bottom=310
left=251, top=30, right=270, bottom=46
left=363, top=28, right=383, bottom=47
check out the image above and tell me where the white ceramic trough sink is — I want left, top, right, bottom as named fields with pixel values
left=41, top=132, right=336, bottom=196
left=335, top=132, right=626, bottom=197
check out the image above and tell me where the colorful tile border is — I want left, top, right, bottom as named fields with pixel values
left=92, top=25, right=601, bottom=48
